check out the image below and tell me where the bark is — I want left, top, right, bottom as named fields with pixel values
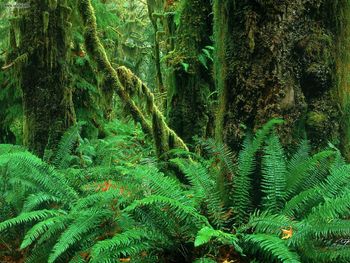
left=214, top=0, right=347, bottom=153
left=18, top=0, right=75, bottom=157
left=167, top=0, right=213, bottom=145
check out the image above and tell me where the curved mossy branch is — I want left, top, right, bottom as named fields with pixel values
left=116, top=66, right=189, bottom=155
left=77, top=0, right=151, bottom=136
left=77, top=0, right=188, bottom=156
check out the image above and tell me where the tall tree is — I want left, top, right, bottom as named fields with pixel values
left=166, top=0, right=213, bottom=145
left=214, top=0, right=350, bottom=154
left=146, top=0, right=165, bottom=94
left=18, top=0, right=75, bottom=156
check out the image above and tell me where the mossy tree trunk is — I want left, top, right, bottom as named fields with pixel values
left=18, top=0, right=75, bottom=157
left=146, top=0, right=165, bottom=95
left=166, top=0, right=213, bottom=145
left=215, top=0, right=349, bottom=153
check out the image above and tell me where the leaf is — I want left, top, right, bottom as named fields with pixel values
left=195, top=226, right=217, bottom=247
left=198, top=54, right=208, bottom=69
left=181, top=62, right=190, bottom=72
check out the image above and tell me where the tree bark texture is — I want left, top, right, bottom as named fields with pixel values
left=19, top=0, right=75, bottom=156
left=215, top=0, right=349, bottom=153
left=166, top=0, right=213, bottom=145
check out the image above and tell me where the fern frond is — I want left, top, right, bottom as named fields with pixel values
left=247, top=211, right=296, bottom=236
left=22, top=192, right=62, bottom=212
left=307, top=191, right=350, bottom=221
left=48, top=208, right=112, bottom=263
left=124, top=195, right=209, bottom=226
left=233, top=119, right=283, bottom=224
left=244, top=234, right=301, bottom=263
left=72, top=188, right=124, bottom=212
left=232, top=135, right=255, bottom=225
left=0, top=209, right=65, bottom=232
left=20, top=215, right=68, bottom=249
left=171, top=158, right=227, bottom=226
left=300, top=243, right=350, bottom=263
left=90, top=228, right=150, bottom=262
left=201, top=138, right=236, bottom=176
left=195, top=226, right=241, bottom=253
left=283, top=188, right=323, bottom=218
left=133, top=165, right=186, bottom=201
left=261, top=133, right=287, bottom=213
left=285, top=150, right=334, bottom=200
left=320, top=164, right=350, bottom=198
left=0, top=144, right=26, bottom=154
left=52, top=122, right=84, bottom=169
left=252, top=119, right=284, bottom=150
left=1, top=152, right=78, bottom=204
left=286, top=140, right=310, bottom=172
left=311, top=220, right=350, bottom=239
left=193, top=258, right=217, bottom=263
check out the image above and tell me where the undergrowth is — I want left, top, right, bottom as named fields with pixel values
left=0, top=119, right=349, bottom=263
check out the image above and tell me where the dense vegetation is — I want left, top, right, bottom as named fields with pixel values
left=0, top=0, right=350, bottom=262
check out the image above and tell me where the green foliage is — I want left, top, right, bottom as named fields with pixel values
left=1, top=119, right=350, bottom=263
left=192, top=120, right=350, bottom=263
left=233, top=118, right=284, bottom=224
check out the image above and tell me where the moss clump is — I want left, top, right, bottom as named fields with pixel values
left=306, top=111, right=327, bottom=127
left=43, top=11, right=49, bottom=34
left=48, top=0, right=57, bottom=10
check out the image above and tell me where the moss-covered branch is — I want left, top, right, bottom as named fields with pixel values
left=77, top=0, right=188, bottom=156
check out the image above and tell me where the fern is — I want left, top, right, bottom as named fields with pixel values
left=20, top=216, right=68, bottom=249
left=0, top=210, right=66, bottom=232
left=247, top=211, right=297, bottom=236
left=124, top=195, right=209, bottom=227
left=194, top=226, right=241, bottom=253
left=48, top=208, right=113, bottom=263
left=233, top=119, right=283, bottom=224
left=285, top=150, right=334, bottom=200
left=22, top=192, right=62, bottom=212
left=261, top=133, right=287, bottom=213
left=52, top=122, right=84, bottom=169
left=90, top=228, right=153, bottom=262
left=244, top=234, right=301, bottom=263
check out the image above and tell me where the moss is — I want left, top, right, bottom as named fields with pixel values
left=166, top=0, right=213, bottom=145
left=306, top=111, right=327, bottom=127
left=48, top=0, right=57, bottom=10
left=18, top=0, right=75, bottom=156
left=43, top=11, right=49, bottom=34
left=213, top=0, right=232, bottom=143
left=78, top=0, right=188, bottom=157
left=332, top=0, right=350, bottom=160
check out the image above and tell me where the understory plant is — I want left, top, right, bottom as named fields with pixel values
left=0, top=119, right=349, bottom=263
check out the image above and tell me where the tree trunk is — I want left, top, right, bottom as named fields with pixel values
left=166, top=0, right=213, bottom=145
left=215, top=0, right=348, bottom=153
left=18, top=0, right=75, bottom=156
left=146, top=0, right=165, bottom=95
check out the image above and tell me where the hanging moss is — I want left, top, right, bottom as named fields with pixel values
left=78, top=0, right=188, bottom=157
